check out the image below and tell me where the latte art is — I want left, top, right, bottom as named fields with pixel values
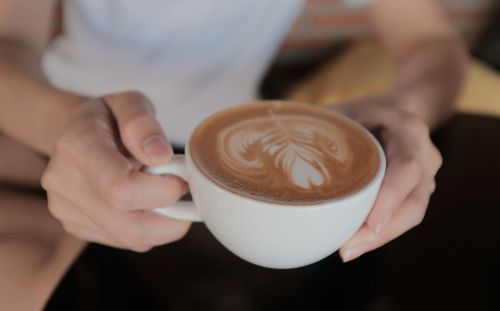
left=189, top=102, right=380, bottom=205
left=217, top=114, right=352, bottom=190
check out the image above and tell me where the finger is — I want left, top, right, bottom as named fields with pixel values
left=340, top=185, right=430, bottom=262
left=365, top=156, right=422, bottom=234
left=104, top=171, right=189, bottom=211
left=104, top=92, right=173, bottom=166
left=52, top=150, right=188, bottom=212
left=47, top=193, right=125, bottom=246
left=52, top=189, right=191, bottom=252
left=68, top=118, right=186, bottom=211
left=426, top=144, right=443, bottom=178
left=62, top=222, right=124, bottom=249
left=100, top=210, right=192, bottom=252
left=46, top=192, right=92, bottom=225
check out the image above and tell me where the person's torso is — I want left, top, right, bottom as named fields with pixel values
left=43, top=0, right=305, bottom=145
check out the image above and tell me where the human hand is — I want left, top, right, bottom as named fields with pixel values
left=330, top=96, right=443, bottom=262
left=42, top=92, right=190, bottom=252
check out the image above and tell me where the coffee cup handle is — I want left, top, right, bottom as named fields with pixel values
left=144, top=155, right=203, bottom=222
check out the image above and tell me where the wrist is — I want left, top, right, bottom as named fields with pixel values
left=41, top=93, right=88, bottom=155
left=388, top=39, right=467, bottom=129
left=389, top=85, right=433, bottom=116
left=0, top=41, right=90, bottom=155
left=388, top=83, right=456, bottom=130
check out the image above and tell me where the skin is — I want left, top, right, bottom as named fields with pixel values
left=0, top=188, right=85, bottom=310
left=333, top=0, right=467, bottom=262
left=0, top=0, right=466, bottom=308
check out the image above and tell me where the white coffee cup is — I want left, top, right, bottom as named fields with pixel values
left=146, top=129, right=385, bottom=269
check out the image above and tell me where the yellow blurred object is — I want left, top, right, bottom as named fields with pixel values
left=460, top=61, right=500, bottom=116
left=288, top=40, right=500, bottom=118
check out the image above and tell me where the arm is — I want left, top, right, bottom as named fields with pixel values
left=337, top=0, right=467, bottom=261
left=370, top=0, right=468, bottom=129
left=0, top=0, right=84, bottom=155
left=0, top=1, right=191, bottom=252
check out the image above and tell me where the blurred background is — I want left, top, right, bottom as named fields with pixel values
left=264, top=0, right=500, bottom=119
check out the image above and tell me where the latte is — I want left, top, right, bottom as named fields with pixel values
left=189, top=101, right=380, bottom=205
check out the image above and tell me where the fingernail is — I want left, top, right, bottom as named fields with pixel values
left=342, top=243, right=368, bottom=263
left=375, top=211, right=392, bottom=235
left=142, top=134, right=172, bottom=163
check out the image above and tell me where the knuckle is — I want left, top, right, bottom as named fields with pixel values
left=122, top=115, right=156, bottom=137
left=40, top=169, right=56, bottom=190
left=432, top=147, right=443, bottom=169
left=121, top=91, right=154, bottom=111
left=410, top=206, right=427, bottom=228
left=428, top=181, right=437, bottom=194
left=105, top=179, right=133, bottom=210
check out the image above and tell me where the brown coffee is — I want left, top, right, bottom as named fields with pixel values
left=189, top=101, right=380, bottom=205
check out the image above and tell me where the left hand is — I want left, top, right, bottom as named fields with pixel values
left=329, top=95, right=443, bottom=262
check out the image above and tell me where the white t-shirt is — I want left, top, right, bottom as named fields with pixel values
left=43, top=0, right=370, bottom=145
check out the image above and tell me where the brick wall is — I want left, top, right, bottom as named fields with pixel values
left=280, top=0, right=497, bottom=56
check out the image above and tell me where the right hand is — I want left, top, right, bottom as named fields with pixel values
left=41, top=91, right=191, bottom=252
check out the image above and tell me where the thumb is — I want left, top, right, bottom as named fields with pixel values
left=103, top=91, right=173, bottom=166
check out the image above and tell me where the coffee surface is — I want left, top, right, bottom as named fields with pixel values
left=189, top=102, right=380, bottom=204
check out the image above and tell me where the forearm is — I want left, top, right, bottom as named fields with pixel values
left=389, top=37, right=468, bottom=129
left=0, top=39, right=85, bottom=155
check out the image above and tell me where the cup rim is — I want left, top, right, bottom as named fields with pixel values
left=187, top=101, right=386, bottom=209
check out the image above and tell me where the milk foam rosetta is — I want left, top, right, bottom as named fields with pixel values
left=217, top=114, right=351, bottom=190
left=190, top=102, right=380, bottom=205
